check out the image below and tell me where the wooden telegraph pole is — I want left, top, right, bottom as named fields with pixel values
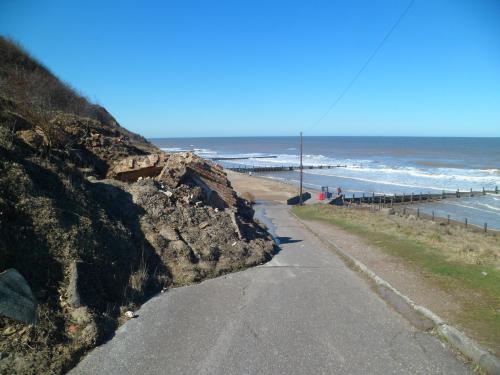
left=299, top=132, right=304, bottom=205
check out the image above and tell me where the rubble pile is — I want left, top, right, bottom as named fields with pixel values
left=106, top=151, right=274, bottom=283
left=0, top=37, right=275, bottom=374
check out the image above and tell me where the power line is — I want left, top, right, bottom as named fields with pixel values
left=308, top=0, right=415, bottom=131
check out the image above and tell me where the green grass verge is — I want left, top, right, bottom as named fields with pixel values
left=292, top=204, right=500, bottom=353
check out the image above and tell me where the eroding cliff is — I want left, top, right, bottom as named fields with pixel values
left=0, top=36, right=274, bottom=374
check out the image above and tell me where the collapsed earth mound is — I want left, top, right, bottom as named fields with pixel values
left=0, top=37, right=274, bottom=374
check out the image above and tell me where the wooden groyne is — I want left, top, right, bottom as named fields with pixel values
left=342, top=187, right=499, bottom=205
left=209, top=156, right=278, bottom=161
left=227, top=164, right=347, bottom=173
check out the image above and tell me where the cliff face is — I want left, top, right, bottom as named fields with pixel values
left=0, top=37, right=274, bottom=374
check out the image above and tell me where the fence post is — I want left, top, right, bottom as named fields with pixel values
left=410, top=193, right=413, bottom=204
left=484, top=223, right=487, bottom=233
left=465, top=218, right=467, bottom=228
left=442, top=190, right=445, bottom=199
left=417, top=208, right=420, bottom=218
left=470, top=188, right=473, bottom=197
left=483, top=187, right=485, bottom=195
left=496, top=186, right=498, bottom=194
left=457, top=189, right=460, bottom=198
left=432, top=211, right=434, bottom=221
left=447, top=215, right=450, bottom=225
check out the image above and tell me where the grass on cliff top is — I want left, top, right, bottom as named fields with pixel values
left=292, top=204, right=500, bottom=354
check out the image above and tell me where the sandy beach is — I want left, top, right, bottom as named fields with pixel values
left=226, top=170, right=310, bottom=203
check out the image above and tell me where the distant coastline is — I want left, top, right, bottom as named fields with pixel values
left=152, top=136, right=500, bottom=230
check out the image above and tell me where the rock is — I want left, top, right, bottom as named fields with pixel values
left=157, top=152, right=238, bottom=209
left=199, top=221, right=209, bottom=229
left=2, top=326, right=17, bottom=335
left=16, top=129, right=46, bottom=149
left=67, top=261, right=82, bottom=308
left=287, top=192, right=312, bottom=205
left=124, top=310, right=135, bottom=318
left=228, top=210, right=243, bottom=239
left=0, top=268, right=37, bottom=325
left=107, top=153, right=169, bottom=182
left=160, top=190, right=173, bottom=197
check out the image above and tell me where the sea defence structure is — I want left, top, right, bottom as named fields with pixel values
left=342, top=188, right=499, bottom=205
left=226, top=164, right=347, bottom=173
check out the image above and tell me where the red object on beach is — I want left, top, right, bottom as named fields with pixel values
left=318, top=192, right=325, bottom=200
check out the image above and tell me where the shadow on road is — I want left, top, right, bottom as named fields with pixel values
left=275, top=236, right=302, bottom=245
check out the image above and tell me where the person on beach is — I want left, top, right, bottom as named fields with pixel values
left=337, top=186, right=342, bottom=196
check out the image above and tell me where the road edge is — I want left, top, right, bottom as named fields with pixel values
left=289, top=210, right=500, bottom=375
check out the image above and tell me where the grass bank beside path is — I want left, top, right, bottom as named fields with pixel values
left=292, top=204, right=500, bottom=356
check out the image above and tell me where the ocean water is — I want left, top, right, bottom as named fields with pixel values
left=151, top=137, right=500, bottom=229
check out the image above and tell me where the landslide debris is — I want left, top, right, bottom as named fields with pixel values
left=0, top=37, right=274, bottom=374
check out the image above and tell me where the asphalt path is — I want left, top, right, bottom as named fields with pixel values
left=71, top=203, right=470, bottom=374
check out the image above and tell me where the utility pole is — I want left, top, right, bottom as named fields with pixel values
left=299, top=131, right=303, bottom=205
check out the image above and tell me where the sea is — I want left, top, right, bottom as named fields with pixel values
left=151, top=137, right=500, bottom=230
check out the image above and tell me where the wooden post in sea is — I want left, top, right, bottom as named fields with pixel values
left=299, top=132, right=303, bottom=205
left=417, top=208, right=420, bottom=218
left=484, top=223, right=487, bottom=233
left=410, top=193, right=413, bottom=204
left=470, top=188, right=473, bottom=197
left=432, top=211, right=434, bottom=221
left=465, top=218, right=468, bottom=228
left=447, top=215, right=450, bottom=225
left=483, top=187, right=485, bottom=195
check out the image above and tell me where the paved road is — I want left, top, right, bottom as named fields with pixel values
left=72, top=203, right=470, bottom=375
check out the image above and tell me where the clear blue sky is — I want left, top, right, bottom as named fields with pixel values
left=1, top=0, right=499, bottom=137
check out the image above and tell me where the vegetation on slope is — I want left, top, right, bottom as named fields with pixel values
left=0, top=37, right=274, bottom=374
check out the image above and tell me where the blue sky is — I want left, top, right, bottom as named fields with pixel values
left=1, top=0, right=499, bottom=137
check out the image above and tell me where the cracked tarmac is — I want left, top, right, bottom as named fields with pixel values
left=71, top=203, right=471, bottom=375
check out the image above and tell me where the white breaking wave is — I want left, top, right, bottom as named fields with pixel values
left=476, top=203, right=500, bottom=212
left=303, top=170, right=456, bottom=192
left=442, top=201, right=500, bottom=215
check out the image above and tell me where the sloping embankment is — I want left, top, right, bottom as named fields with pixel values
left=0, top=37, right=274, bottom=374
